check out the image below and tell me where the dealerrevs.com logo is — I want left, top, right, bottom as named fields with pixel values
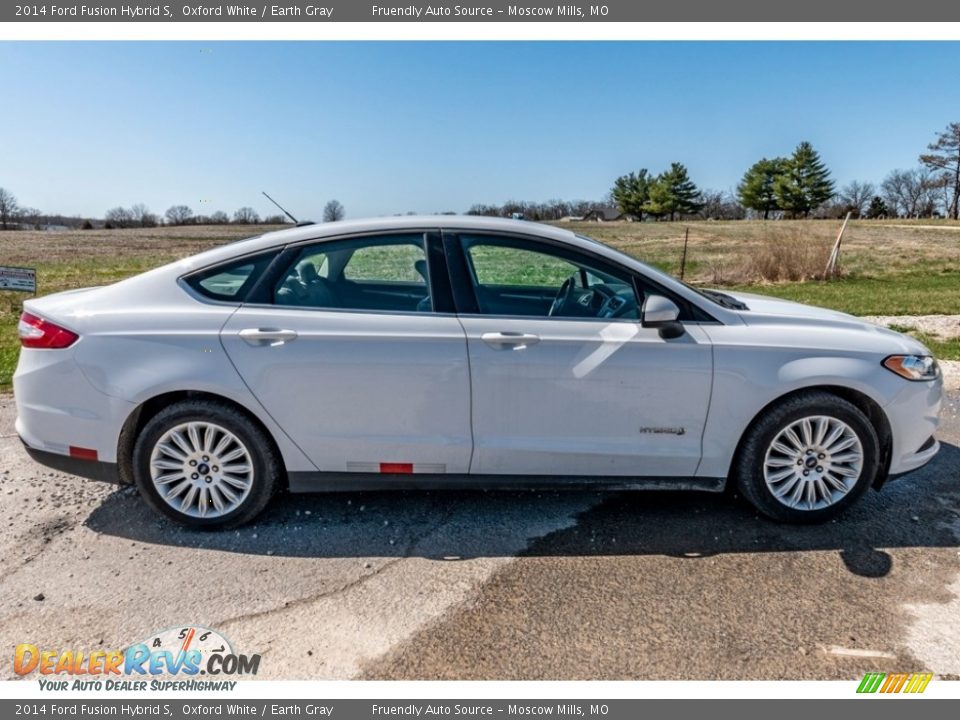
left=14, top=625, right=260, bottom=691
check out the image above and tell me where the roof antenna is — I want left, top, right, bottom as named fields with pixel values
left=261, top=191, right=313, bottom=226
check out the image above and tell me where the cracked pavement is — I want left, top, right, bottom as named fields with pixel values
left=1, top=393, right=958, bottom=680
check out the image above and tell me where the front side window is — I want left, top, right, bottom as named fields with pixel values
left=274, top=234, right=432, bottom=313
left=459, top=235, right=640, bottom=320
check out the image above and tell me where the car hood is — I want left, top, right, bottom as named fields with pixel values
left=723, top=291, right=859, bottom=322
left=719, top=290, right=931, bottom=355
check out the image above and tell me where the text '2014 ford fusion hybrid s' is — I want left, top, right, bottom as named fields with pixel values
left=14, top=217, right=942, bottom=528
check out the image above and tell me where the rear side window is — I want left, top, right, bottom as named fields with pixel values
left=184, top=252, right=277, bottom=302
left=342, top=244, right=425, bottom=283
left=272, top=234, right=431, bottom=313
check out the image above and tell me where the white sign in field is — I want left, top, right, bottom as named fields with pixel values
left=0, top=266, right=37, bottom=293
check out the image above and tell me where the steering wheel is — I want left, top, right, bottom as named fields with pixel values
left=592, top=284, right=639, bottom=319
left=548, top=276, right=576, bottom=317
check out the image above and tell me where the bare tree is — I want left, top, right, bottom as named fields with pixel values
left=130, top=203, right=158, bottom=228
left=105, top=206, right=136, bottom=228
left=165, top=205, right=194, bottom=226
left=466, top=204, right=501, bottom=217
left=209, top=210, right=230, bottom=224
left=18, top=207, right=43, bottom=229
left=233, top=207, right=260, bottom=224
left=837, top=180, right=875, bottom=217
left=920, top=121, right=960, bottom=220
left=881, top=168, right=937, bottom=218
left=0, top=187, right=20, bottom=230
left=924, top=173, right=952, bottom=218
left=323, top=199, right=345, bottom=223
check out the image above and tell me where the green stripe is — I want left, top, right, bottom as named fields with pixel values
left=857, top=672, right=885, bottom=693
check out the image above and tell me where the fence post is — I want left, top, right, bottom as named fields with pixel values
left=680, top=227, right=689, bottom=280
left=825, top=211, right=852, bottom=278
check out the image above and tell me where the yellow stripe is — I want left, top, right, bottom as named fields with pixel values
left=904, top=674, right=920, bottom=693
left=915, top=673, right=933, bottom=694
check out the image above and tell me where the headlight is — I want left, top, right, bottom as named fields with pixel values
left=882, top=355, right=939, bottom=381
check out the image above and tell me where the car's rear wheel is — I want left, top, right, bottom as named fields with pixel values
left=735, top=391, right=879, bottom=523
left=132, top=400, right=281, bottom=529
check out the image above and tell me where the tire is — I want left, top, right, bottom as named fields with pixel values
left=734, top=391, right=880, bottom=523
left=132, top=399, right=282, bottom=529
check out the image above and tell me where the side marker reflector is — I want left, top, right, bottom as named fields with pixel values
left=379, top=463, right=413, bottom=474
left=69, top=446, right=98, bottom=461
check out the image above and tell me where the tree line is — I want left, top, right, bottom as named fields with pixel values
left=464, top=123, right=959, bottom=223
left=0, top=192, right=347, bottom=230
left=466, top=199, right=609, bottom=221
left=607, top=122, right=960, bottom=222
left=2, top=122, right=958, bottom=229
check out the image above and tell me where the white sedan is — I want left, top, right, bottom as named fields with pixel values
left=14, top=216, right=942, bottom=527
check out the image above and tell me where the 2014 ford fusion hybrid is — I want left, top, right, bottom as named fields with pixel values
left=14, top=216, right=942, bottom=528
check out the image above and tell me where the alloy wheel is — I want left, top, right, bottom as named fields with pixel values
left=763, top=415, right=864, bottom=511
left=148, top=421, right=254, bottom=519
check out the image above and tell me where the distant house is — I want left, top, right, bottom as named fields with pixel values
left=580, top=207, right=629, bottom=222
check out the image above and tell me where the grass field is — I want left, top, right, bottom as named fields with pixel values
left=2, top=218, right=959, bottom=387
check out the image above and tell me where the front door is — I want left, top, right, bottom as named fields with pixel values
left=450, top=232, right=713, bottom=477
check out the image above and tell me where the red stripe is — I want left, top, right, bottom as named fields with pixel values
left=380, top=463, right=413, bottom=474
left=69, top=446, right=98, bottom=461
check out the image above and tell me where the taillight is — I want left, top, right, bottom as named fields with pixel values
left=18, top=312, right=79, bottom=349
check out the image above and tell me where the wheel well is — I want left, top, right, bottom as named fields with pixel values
left=116, top=390, right=285, bottom=486
left=728, top=385, right=893, bottom=490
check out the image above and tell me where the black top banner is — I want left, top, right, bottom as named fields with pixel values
left=5, top=0, right=958, bottom=22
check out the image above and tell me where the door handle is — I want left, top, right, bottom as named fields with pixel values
left=481, top=332, right=541, bottom=350
left=238, top=328, right=298, bottom=346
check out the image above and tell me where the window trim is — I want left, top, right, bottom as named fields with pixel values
left=443, top=230, right=716, bottom=324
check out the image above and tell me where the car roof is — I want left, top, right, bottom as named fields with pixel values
left=259, top=214, right=577, bottom=246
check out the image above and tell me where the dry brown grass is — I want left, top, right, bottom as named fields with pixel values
left=560, top=218, right=960, bottom=283
left=0, top=223, right=279, bottom=266
left=745, top=231, right=834, bottom=283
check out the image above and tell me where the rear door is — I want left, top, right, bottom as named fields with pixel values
left=220, top=231, right=473, bottom=475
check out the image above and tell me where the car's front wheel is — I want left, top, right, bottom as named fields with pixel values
left=132, top=400, right=281, bottom=529
left=735, top=391, right=880, bottom=523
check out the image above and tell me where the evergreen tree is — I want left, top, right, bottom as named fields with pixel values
left=774, top=141, right=835, bottom=218
left=643, top=163, right=702, bottom=221
left=611, top=170, right=651, bottom=220
left=737, top=158, right=786, bottom=219
left=866, top=196, right=889, bottom=219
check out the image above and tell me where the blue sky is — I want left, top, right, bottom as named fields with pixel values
left=2, top=41, right=958, bottom=220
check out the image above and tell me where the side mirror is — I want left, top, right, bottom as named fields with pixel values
left=641, top=295, right=684, bottom=339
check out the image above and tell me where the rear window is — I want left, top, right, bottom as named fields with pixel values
left=184, top=252, right=277, bottom=302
